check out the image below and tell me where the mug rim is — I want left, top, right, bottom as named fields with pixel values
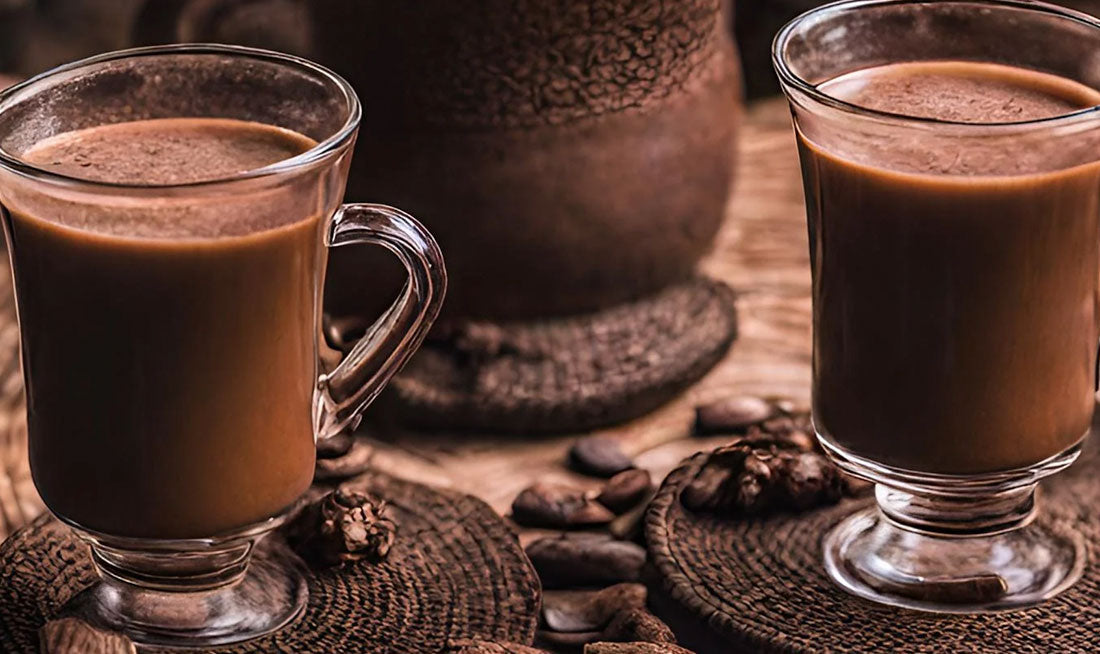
left=772, top=0, right=1100, bottom=130
left=0, top=43, right=362, bottom=191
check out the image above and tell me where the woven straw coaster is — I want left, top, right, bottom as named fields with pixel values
left=644, top=440, right=1100, bottom=653
left=0, top=472, right=540, bottom=653
left=385, top=277, right=738, bottom=433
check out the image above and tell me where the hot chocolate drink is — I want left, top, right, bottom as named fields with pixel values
left=802, top=61, right=1100, bottom=474
left=2, top=117, right=325, bottom=538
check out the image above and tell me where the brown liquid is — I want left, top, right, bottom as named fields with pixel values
left=801, top=62, right=1100, bottom=474
left=2, top=118, right=325, bottom=538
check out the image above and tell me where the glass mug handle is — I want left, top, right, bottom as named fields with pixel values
left=314, top=203, right=446, bottom=440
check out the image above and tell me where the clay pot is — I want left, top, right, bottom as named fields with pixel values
left=312, top=0, right=742, bottom=321
left=132, top=0, right=743, bottom=322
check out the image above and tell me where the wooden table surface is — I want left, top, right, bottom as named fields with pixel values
left=0, top=97, right=811, bottom=543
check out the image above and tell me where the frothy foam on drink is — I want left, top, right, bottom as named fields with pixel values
left=22, top=117, right=315, bottom=185
left=820, top=61, right=1097, bottom=124
left=2, top=118, right=324, bottom=239
left=808, top=61, right=1100, bottom=176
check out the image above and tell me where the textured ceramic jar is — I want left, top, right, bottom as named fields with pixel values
left=313, top=0, right=743, bottom=321
left=132, top=0, right=743, bottom=322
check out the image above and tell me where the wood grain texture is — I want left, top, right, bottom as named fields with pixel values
left=0, top=97, right=808, bottom=542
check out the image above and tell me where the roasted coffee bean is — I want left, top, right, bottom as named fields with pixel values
left=694, top=396, right=773, bottom=434
left=584, top=643, right=694, bottom=654
left=447, top=639, right=549, bottom=654
left=597, top=470, right=653, bottom=514
left=527, top=533, right=646, bottom=588
left=601, top=608, right=677, bottom=644
left=314, top=440, right=374, bottom=481
left=40, top=618, right=135, bottom=654
left=316, top=432, right=355, bottom=459
left=513, top=482, right=615, bottom=528
left=543, top=584, right=648, bottom=632
left=569, top=436, right=634, bottom=477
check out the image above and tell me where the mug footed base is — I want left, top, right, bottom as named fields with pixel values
left=823, top=505, right=1085, bottom=614
left=819, top=436, right=1087, bottom=614
left=61, top=527, right=308, bottom=648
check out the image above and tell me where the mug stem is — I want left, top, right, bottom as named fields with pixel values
left=820, top=437, right=1086, bottom=613
left=60, top=514, right=307, bottom=647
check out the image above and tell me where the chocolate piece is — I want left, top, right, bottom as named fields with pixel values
left=569, top=437, right=634, bottom=478
left=512, top=483, right=615, bottom=529
left=526, top=534, right=645, bottom=588
left=596, top=470, right=653, bottom=514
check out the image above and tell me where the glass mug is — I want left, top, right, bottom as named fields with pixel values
left=774, top=0, right=1100, bottom=612
left=0, top=45, right=445, bottom=645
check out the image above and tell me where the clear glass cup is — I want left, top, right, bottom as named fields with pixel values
left=0, top=45, right=446, bottom=646
left=774, top=0, right=1100, bottom=612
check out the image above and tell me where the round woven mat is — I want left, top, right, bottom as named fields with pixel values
left=645, top=440, right=1100, bottom=654
left=386, top=277, right=738, bottom=433
left=0, top=472, right=540, bottom=653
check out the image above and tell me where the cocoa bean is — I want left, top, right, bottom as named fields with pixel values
left=527, top=534, right=645, bottom=588
left=513, top=482, right=615, bottom=528
left=601, top=608, right=676, bottom=644
left=314, top=440, right=374, bottom=481
left=769, top=396, right=808, bottom=416
left=542, top=583, right=648, bottom=632
left=597, top=470, right=653, bottom=514
left=608, top=489, right=656, bottom=542
left=316, top=432, right=354, bottom=459
left=694, top=396, right=773, bottom=434
left=569, top=436, right=634, bottom=477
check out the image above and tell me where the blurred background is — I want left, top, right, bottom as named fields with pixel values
left=3, top=0, right=833, bottom=96
left=7, top=0, right=1100, bottom=111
